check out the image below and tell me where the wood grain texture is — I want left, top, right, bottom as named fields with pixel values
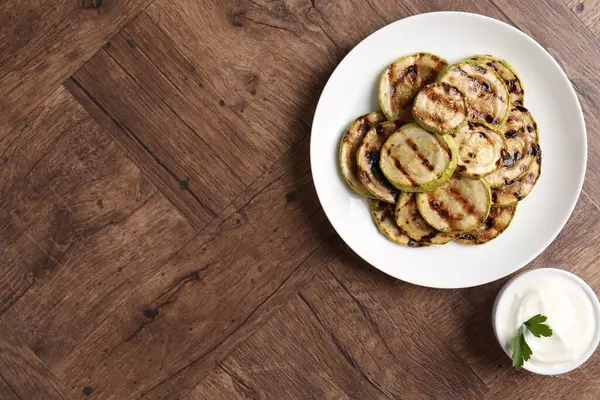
left=0, top=86, right=160, bottom=313
left=2, top=0, right=600, bottom=398
left=0, top=86, right=197, bottom=398
left=0, top=0, right=152, bottom=137
left=0, top=375, right=20, bottom=400
left=47, top=144, right=336, bottom=399
left=71, top=2, right=340, bottom=226
left=566, top=0, right=600, bottom=33
left=70, top=47, right=244, bottom=226
left=192, top=266, right=487, bottom=399
left=0, top=318, right=73, bottom=399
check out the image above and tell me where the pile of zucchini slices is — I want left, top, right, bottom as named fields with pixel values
left=339, top=52, right=541, bottom=246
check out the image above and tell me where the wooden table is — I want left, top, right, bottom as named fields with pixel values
left=1, top=0, right=599, bottom=398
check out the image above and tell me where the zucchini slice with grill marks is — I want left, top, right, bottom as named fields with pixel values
left=454, top=122, right=505, bottom=177
left=357, top=120, right=404, bottom=203
left=412, top=82, right=467, bottom=135
left=339, top=112, right=386, bottom=197
left=379, top=53, right=447, bottom=121
left=371, top=199, right=424, bottom=247
left=416, top=175, right=492, bottom=233
left=395, top=193, right=457, bottom=244
left=469, top=55, right=524, bottom=106
left=437, top=61, right=510, bottom=129
left=493, top=150, right=541, bottom=206
left=380, top=123, right=457, bottom=192
left=457, top=203, right=517, bottom=245
left=485, top=106, right=539, bottom=188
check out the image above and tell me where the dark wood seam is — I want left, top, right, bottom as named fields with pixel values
left=142, top=239, right=330, bottom=398
left=0, top=373, right=20, bottom=400
left=110, top=33, right=248, bottom=187
left=297, top=292, right=394, bottom=399
left=66, top=77, right=217, bottom=220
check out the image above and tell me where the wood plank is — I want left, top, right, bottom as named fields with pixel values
left=565, top=0, right=600, bottom=34
left=196, top=267, right=486, bottom=399
left=0, top=375, right=19, bottom=400
left=183, top=366, right=248, bottom=400
left=0, top=86, right=197, bottom=397
left=0, top=86, right=157, bottom=313
left=0, top=318, right=73, bottom=399
left=0, top=0, right=152, bottom=137
left=486, top=374, right=600, bottom=399
left=70, top=48, right=245, bottom=226
left=117, top=12, right=272, bottom=185
left=0, top=87, right=84, bottom=198
left=1, top=188, right=195, bottom=365
left=64, top=78, right=210, bottom=229
left=70, top=2, right=344, bottom=225
left=45, top=145, right=332, bottom=398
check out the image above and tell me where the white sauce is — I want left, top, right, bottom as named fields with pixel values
left=495, top=271, right=597, bottom=367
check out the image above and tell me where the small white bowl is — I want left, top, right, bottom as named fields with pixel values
left=492, top=268, right=600, bottom=375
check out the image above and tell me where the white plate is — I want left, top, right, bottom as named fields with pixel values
left=310, top=12, right=587, bottom=288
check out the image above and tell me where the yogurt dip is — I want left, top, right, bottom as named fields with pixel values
left=493, top=268, right=600, bottom=374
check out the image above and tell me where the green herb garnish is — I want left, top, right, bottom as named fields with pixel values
left=512, top=314, right=553, bottom=370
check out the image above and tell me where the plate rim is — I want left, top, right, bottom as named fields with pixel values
left=310, top=11, right=587, bottom=289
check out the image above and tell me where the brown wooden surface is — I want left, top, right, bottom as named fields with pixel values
left=1, top=0, right=600, bottom=398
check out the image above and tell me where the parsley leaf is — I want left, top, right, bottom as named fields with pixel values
left=524, top=314, right=553, bottom=338
left=511, top=314, right=552, bottom=370
left=512, top=326, right=532, bottom=369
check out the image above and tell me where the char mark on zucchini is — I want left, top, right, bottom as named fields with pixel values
left=432, top=134, right=452, bottom=158
left=416, top=176, right=492, bottom=233
left=365, top=151, right=384, bottom=178
left=357, top=120, right=405, bottom=203
left=492, top=151, right=541, bottom=206
left=438, top=61, right=510, bottom=129
left=447, top=186, right=477, bottom=216
left=412, top=82, right=467, bottom=134
left=379, top=53, right=448, bottom=121
left=485, top=107, right=539, bottom=187
left=339, top=112, right=387, bottom=197
left=469, top=55, right=525, bottom=106
left=395, top=193, right=457, bottom=244
left=457, top=204, right=517, bottom=244
left=371, top=199, right=427, bottom=246
left=405, top=137, right=435, bottom=171
left=393, top=158, right=418, bottom=185
left=380, top=123, right=458, bottom=192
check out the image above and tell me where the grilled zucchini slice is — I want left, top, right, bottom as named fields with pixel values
left=457, top=204, right=517, bottom=244
left=371, top=200, right=424, bottom=247
left=379, top=53, right=447, bottom=121
left=395, top=193, right=456, bottom=244
left=357, top=120, right=404, bottom=203
left=437, top=61, right=510, bottom=129
left=416, top=175, right=492, bottom=233
left=454, top=122, right=505, bottom=177
left=469, top=55, right=524, bottom=106
left=339, top=112, right=386, bottom=197
left=485, top=106, right=539, bottom=188
left=412, top=82, right=467, bottom=135
left=380, top=123, right=457, bottom=192
left=493, top=150, right=541, bottom=206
